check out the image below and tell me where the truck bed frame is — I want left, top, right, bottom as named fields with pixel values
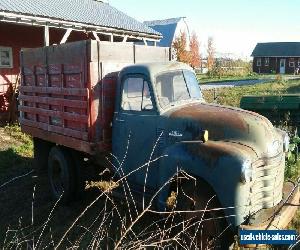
left=19, top=40, right=170, bottom=154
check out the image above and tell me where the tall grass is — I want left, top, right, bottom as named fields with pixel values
left=2, top=165, right=232, bottom=248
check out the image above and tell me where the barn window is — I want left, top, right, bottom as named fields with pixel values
left=265, top=58, right=269, bottom=66
left=298, top=59, right=300, bottom=67
left=0, top=47, right=13, bottom=68
left=256, top=58, right=261, bottom=66
left=289, top=58, right=295, bottom=68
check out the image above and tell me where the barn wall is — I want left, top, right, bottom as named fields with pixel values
left=0, top=23, right=94, bottom=110
left=0, top=22, right=95, bottom=91
left=0, top=22, right=95, bottom=119
left=0, top=22, right=43, bottom=93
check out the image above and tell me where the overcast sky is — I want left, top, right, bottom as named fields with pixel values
left=109, top=0, right=300, bottom=59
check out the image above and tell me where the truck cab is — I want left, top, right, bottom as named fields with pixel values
left=113, top=62, right=202, bottom=187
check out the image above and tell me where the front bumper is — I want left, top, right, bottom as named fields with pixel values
left=239, top=182, right=300, bottom=230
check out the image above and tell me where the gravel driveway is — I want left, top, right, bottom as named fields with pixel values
left=200, top=79, right=271, bottom=90
left=200, top=76, right=300, bottom=90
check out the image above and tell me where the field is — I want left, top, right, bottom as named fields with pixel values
left=0, top=78, right=300, bottom=248
left=202, top=78, right=300, bottom=106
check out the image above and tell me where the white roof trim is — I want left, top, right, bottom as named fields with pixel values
left=0, top=11, right=162, bottom=41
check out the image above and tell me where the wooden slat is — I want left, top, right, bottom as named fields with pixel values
left=20, top=118, right=88, bottom=141
left=19, top=94, right=87, bottom=109
left=19, top=86, right=89, bottom=96
left=19, top=106, right=88, bottom=123
left=21, top=124, right=94, bottom=154
left=48, top=124, right=88, bottom=141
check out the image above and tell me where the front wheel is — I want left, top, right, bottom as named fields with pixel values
left=174, top=180, right=232, bottom=249
left=48, top=146, right=76, bottom=204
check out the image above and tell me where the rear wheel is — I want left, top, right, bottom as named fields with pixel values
left=174, top=180, right=231, bottom=249
left=33, top=137, right=51, bottom=172
left=48, top=146, right=76, bottom=203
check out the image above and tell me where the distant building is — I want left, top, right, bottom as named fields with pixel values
left=144, top=17, right=190, bottom=54
left=251, top=42, right=300, bottom=74
left=0, top=0, right=161, bottom=121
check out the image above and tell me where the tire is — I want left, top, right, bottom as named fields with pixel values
left=33, top=137, right=51, bottom=172
left=174, top=179, right=231, bottom=249
left=48, top=146, right=76, bottom=204
left=70, top=150, right=86, bottom=199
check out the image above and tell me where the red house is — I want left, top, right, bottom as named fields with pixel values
left=251, top=42, right=300, bottom=74
left=0, top=0, right=161, bottom=122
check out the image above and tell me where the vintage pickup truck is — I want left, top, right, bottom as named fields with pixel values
left=19, top=40, right=299, bottom=247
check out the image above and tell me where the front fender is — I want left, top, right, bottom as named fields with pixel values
left=156, top=140, right=257, bottom=227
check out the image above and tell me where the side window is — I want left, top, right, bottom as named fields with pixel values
left=0, top=47, right=13, bottom=68
left=256, top=58, right=261, bottom=67
left=121, top=77, right=153, bottom=111
left=265, top=57, right=269, bottom=66
left=289, top=58, right=295, bottom=68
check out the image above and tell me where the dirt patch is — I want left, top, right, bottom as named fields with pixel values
left=0, top=127, right=21, bottom=151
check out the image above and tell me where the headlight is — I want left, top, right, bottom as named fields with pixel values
left=267, top=140, right=280, bottom=156
left=241, top=159, right=253, bottom=183
left=283, top=133, right=290, bottom=153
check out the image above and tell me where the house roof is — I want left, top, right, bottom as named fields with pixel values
left=251, top=42, right=300, bottom=57
left=144, top=17, right=184, bottom=47
left=0, top=0, right=161, bottom=39
left=144, top=17, right=183, bottom=27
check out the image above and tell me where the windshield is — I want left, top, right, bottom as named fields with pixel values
left=155, top=70, right=202, bottom=109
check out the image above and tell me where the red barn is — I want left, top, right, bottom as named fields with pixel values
left=0, top=0, right=161, bottom=122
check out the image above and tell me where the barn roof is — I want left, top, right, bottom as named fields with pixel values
left=0, top=0, right=161, bottom=39
left=251, top=42, right=300, bottom=57
left=144, top=17, right=183, bottom=27
left=144, top=17, right=185, bottom=47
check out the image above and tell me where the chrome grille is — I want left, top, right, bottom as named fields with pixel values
left=249, top=153, right=285, bottom=213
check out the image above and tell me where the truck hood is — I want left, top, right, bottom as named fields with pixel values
left=167, top=102, right=281, bottom=158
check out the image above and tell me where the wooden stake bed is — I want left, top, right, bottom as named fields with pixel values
left=19, top=40, right=170, bottom=154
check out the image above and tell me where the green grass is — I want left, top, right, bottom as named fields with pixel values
left=202, top=79, right=300, bottom=107
left=285, top=160, right=300, bottom=181
left=0, top=125, right=33, bottom=172
left=3, top=125, right=32, bottom=155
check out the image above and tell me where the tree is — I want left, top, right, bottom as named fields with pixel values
left=172, top=31, right=190, bottom=64
left=207, top=36, right=215, bottom=71
left=189, top=32, right=201, bottom=69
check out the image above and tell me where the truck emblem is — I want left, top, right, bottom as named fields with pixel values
left=168, top=131, right=183, bottom=137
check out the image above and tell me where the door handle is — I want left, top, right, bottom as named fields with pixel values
left=115, top=118, right=125, bottom=122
